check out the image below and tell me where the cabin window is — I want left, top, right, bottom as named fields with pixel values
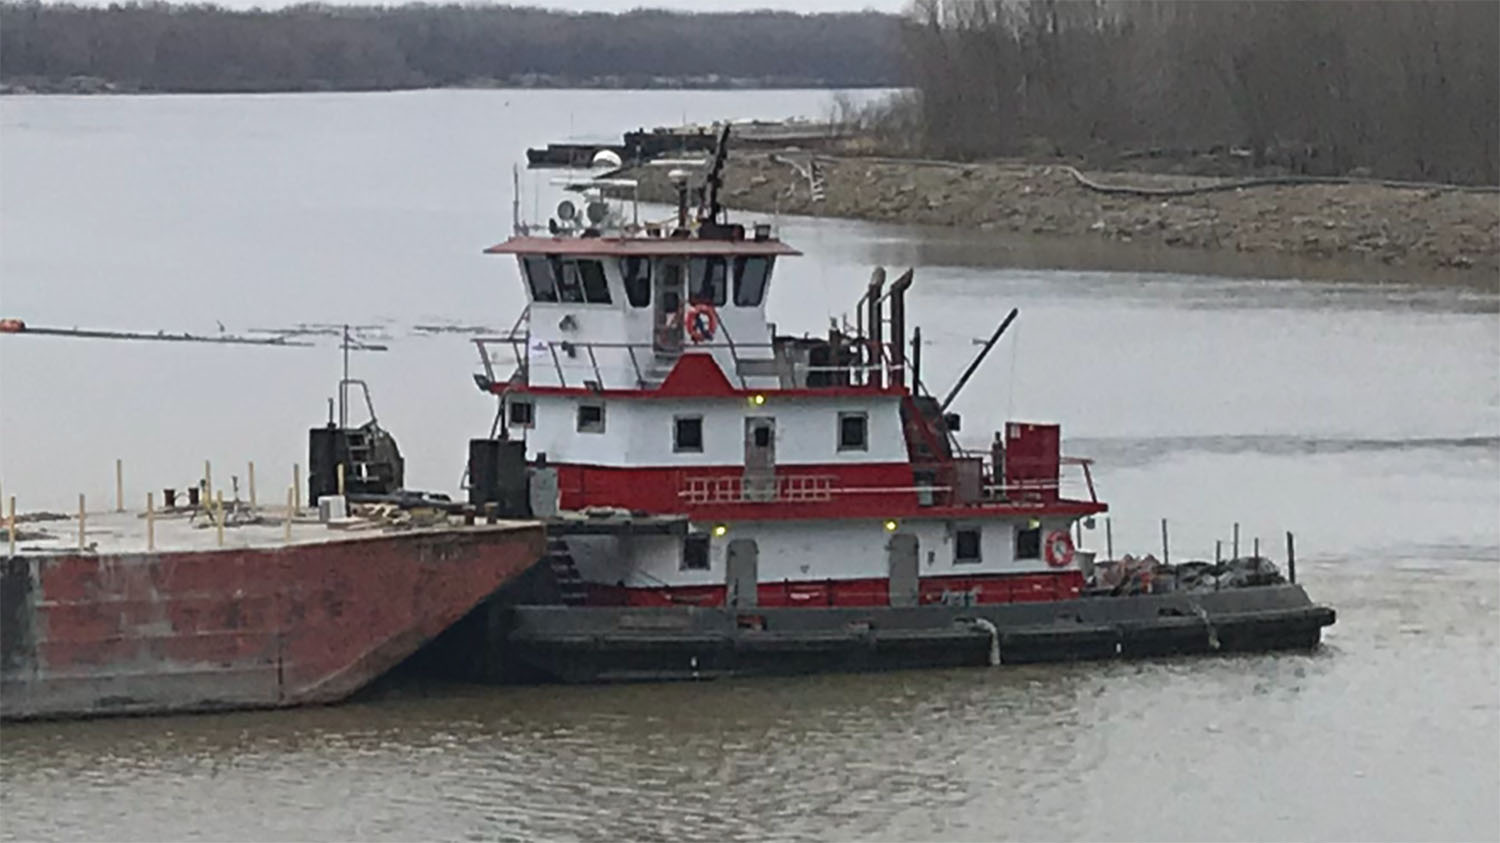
left=551, top=257, right=583, bottom=302
left=954, top=528, right=981, bottom=564
left=688, top=256, right=728, bottom=306
left=578, top=259, right=611, bottom=304
left=682, top=534, right=711, bottom=571
left=1015, top=526, right=1041, bottom=560
left=674, top=415, right=704, bottom=453
left=733, top=256, right=773, bottom=307
left=577, top=402, right=605, bottom=433
left=621, top=257, right=651, bottom=307
left=752, top=425, right=772, bottom=449
left=838, top=411, right=868, bottom=452
left=522, top=256, right=557, bottom=302
left=508, top=399, right=535, bottom=428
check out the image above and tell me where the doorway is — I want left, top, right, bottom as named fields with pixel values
left=726, top=539, right=759, bottom=608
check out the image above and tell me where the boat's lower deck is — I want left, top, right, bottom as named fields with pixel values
left=486, top=583, right=1335, bottom=683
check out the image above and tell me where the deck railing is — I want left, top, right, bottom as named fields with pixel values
left=676, top=460, right=1097, bottom=508
left=473, top=335, right=900, bottom=391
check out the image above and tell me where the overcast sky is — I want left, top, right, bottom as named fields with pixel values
left=204, top=0, right=908, bottom=11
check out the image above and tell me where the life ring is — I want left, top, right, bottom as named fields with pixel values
left=685, top=303, right=718, bottom=343
left=1044, top=529, right=1075, bottom=568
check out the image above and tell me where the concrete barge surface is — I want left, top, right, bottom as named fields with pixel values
left=1, top=508, right=545, bottom=720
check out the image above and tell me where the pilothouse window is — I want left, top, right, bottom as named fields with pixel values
left=548, top=257, right=611, bottom=304
left=621, top=258, right=651, bottom=307
left=522, top=256, right=557, bottom=302
left=688, top=257, right=728, bottom=306
left=578, top=260, right=611, bottom=304
left=733, top=257, right=773, bottom=306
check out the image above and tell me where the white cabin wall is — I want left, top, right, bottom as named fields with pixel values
left=584, top=515, right=1081, bottom=588
left=509, top=394, right=908, bottom=467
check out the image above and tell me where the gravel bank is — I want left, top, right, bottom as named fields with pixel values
left=618, top=153, right=1499, bottom=287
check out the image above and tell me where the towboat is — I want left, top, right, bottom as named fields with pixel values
left=453, top=128, right=1336, bottom=683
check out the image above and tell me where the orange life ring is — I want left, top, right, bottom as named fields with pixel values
left=685, top=303, right=718, bottom=343
left=1044, top=529, right=1075, bottom=568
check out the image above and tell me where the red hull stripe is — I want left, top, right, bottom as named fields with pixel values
left=585, top=571, right=1085, bottom=608
left=552, top=462, right=1106, bottom=520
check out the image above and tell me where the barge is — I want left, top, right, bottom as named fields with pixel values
left=0, top=503, right=543, bottom=720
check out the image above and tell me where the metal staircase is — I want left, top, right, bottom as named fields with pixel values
left=546, top=537, right=589, bottom=606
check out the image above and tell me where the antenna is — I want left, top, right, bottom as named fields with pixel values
left=699, top=123, right=733, bottom=225
left=511, top=164, right=521, bottom=235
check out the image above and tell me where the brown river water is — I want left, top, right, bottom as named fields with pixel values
left=1, top=91, right=1497, bottom=842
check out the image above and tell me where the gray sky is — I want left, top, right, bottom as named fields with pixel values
left=210, top=0, right=908, bottom=11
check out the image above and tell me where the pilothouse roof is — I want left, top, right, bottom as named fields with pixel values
left=485, top=236, right=801, bottom=257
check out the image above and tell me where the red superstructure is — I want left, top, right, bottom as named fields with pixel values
left=472, top=134, right=1106, bottom=611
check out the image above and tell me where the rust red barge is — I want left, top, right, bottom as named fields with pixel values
left=1, top=511, right=542, bottom=720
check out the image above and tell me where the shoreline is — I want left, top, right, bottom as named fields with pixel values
left=618, top=153, right=1499, bottom=288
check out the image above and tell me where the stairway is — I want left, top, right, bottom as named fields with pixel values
left=344, top=429, right=372, bottom=483
left=546, top=536, right=590, bottom=606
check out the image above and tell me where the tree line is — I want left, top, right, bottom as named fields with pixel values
left=0, top=3, right=902, bottom=92
left=884, top=0, right=1498, bottom=185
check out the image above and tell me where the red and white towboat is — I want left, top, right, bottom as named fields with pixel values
left=455, top=131, right=1333, bottom=682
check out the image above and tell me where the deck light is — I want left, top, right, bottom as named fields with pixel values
left=1028, top=517, right=1042, bottom=530
left=883, top=519, right=899, bottom=532
left=712, top=523, right=729, bottom=537
left=748, top=394, right=767, bottom=407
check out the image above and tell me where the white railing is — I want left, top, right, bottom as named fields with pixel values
left=680, top=474, right=838, bottom=504
left=473, top=335, right=901, bottom=392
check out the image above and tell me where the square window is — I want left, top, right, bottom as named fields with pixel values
left=954, top=528, right=981, bottom=564
left=753, top=425, right=772, bottom=448
left=674, top=416, right=704, bottom=453
left=577, top=403, right=605, bottom=433
left=838, top=412, right=868, bottom=451
left=508, top=399, right=535, bottom=428
left=1015, top=527, right=1041, bottom=560
left=682, top=534, right=711, bottom=571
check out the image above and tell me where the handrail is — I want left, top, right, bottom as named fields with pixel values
left=474, top=335, right=904, bottom=391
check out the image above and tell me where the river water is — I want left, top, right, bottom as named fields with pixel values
left=1, top=90, right=1497, bottom=842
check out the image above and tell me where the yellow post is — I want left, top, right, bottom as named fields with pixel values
left=293, top=463, right=302, bottom=512
left=204, top=459, right=213, bottom=502
left=6, top=495, right=15, bottom=556
left=215, top=490, right=225, bottom=548
left=78, top=493, right=86, bottom=551
left=284, top=486, right=294, bottom=541
left=115, top=458, right=125, bottom=513
left=146, top=491, right=156, bottom=552
left=248, top=461, right=257, bottom=510
left=336, top=463, right=346, bottom=496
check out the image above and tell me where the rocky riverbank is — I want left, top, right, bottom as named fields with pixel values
left=619, top=152, right=1499, bottom=287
